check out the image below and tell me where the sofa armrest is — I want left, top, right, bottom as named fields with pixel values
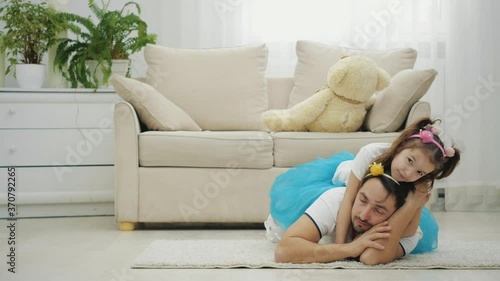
left=404, top=100, right=431, bottom=128
left=114, top=101, right=141, bottom=223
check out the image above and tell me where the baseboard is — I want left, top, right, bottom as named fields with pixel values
left=0, top=202, right=114, bottom=218
left=444, top=185, right=500, bottom=211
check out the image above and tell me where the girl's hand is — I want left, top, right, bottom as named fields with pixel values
left=406, top=188, right=431, bottom=209
left=349, top=221, right=391, bottom=257
left=415, top=179, right=433, bottom=193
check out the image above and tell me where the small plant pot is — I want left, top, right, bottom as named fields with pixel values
left=88, top=59, right=129, bottom=88
left=16, top=64, right=46, bottom=88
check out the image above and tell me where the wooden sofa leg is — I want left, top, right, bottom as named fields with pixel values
left=119, top=222, right=137, bottom=231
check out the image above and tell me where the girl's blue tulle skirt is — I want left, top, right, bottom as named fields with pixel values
left=270, top=151, right=354, bottom=230
left=269, top=151, right=439, bottom=254
left=411, top=206, right=439, bottom=254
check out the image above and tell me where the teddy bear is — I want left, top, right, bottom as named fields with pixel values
left=261, top=56, right=391, bottom=132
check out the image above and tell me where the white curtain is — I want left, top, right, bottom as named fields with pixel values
left=442, top=0, right=498, bottom=189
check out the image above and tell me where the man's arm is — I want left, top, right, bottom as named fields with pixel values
left=275, top=215, right=390, bottom=263
left=359, top=190, right=430, bottom=265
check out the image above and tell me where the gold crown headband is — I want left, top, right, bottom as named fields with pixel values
left=365, top=162, right=400, bottom=185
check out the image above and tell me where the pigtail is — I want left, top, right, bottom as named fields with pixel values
left=433, top=145, right=461, bottom=179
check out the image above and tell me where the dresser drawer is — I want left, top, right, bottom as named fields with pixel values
left=0, top=103, right=115, bottom=129
left=0, top=129, right=114, bottom=166
left=0, top=166, right=114, bottom=204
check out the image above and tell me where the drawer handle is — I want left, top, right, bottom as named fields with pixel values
left=9, top=145, right=17, bottom=152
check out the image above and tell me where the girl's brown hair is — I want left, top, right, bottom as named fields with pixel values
left=372, top=117, right=461, bottom=184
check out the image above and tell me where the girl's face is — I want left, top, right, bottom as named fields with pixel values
left=391, top=148, right=436, bottom=183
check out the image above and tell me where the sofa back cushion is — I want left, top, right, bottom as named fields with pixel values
left=110, top=74, right=202, bottom=131
left=288, top=40, right=418, bottom=107
left=267, top=77, right=294, bottom=110
left=144, top=44, right=269, bottom=131
left=364, top=68, right=438, bottom=133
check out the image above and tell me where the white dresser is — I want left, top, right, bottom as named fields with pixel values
left=0, top=88, right=121, bottom=217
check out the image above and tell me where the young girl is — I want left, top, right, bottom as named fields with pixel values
left=266, top=117, right=461, bottom=254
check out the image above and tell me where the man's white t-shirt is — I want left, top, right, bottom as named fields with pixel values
left=305, top=187, right=423, bottom=255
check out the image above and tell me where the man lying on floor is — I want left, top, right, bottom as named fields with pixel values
left=273, top=168, right=430, bottom=265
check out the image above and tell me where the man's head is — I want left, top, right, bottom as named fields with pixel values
left=351, top=174, right=414, bottom=233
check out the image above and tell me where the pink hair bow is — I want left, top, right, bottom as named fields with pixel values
left=409, top=128, right=455, bottom=158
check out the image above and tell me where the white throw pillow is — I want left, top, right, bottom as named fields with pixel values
left=144, top=44, right=269, bottom=131
left=288, top=40, right=418, bottom=107
left=110, top=74, right=202, bottom=131
left=364, top=69, right=438, bottom=133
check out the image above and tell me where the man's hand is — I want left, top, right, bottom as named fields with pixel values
left=349, top=221, right=391, bottom=258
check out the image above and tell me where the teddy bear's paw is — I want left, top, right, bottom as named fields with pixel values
left=261, top=110, right=291, bottom=131
left=337, top=112, right=362, bottom=132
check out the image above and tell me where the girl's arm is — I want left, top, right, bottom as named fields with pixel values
left=335, top=172, right=360, bottom=244
left=402, top=207, right=422, bottom=237
left=402, top=181, right=431, bottom=237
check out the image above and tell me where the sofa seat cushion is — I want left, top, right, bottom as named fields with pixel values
left=273, top=131, right=399, bottom=167
left=139, top=131, right=274, bottom=168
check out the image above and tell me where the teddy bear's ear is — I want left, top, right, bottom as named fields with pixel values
left=376, top=68, right=391, bottom=91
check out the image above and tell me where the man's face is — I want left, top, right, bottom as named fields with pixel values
left=351, top=177, right=397, bottom=233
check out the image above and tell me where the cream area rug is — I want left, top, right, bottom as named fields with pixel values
left=132, top=239, right=500, bottom=269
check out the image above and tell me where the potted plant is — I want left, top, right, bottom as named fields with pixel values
left=0, top=0, right=66, bottom=88
left=54, top=0, right=157, bottom=89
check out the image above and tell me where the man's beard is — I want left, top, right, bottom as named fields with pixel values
left=352, top=216, right=372, bottom=233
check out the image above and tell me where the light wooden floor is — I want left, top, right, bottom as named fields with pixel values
left=0, top=212, right=499, bottom=281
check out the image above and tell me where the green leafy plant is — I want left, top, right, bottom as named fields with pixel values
left=0, top=0, right=66, bottom=76
left=54, top=0, right=157, bottom=89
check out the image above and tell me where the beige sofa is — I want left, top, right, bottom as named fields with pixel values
left=112, top=41, right=436, bottom=230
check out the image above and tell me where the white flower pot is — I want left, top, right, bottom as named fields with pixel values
left=88, top=59, right=129, bottom=88
left=16, top=64, right=46, bottom=88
